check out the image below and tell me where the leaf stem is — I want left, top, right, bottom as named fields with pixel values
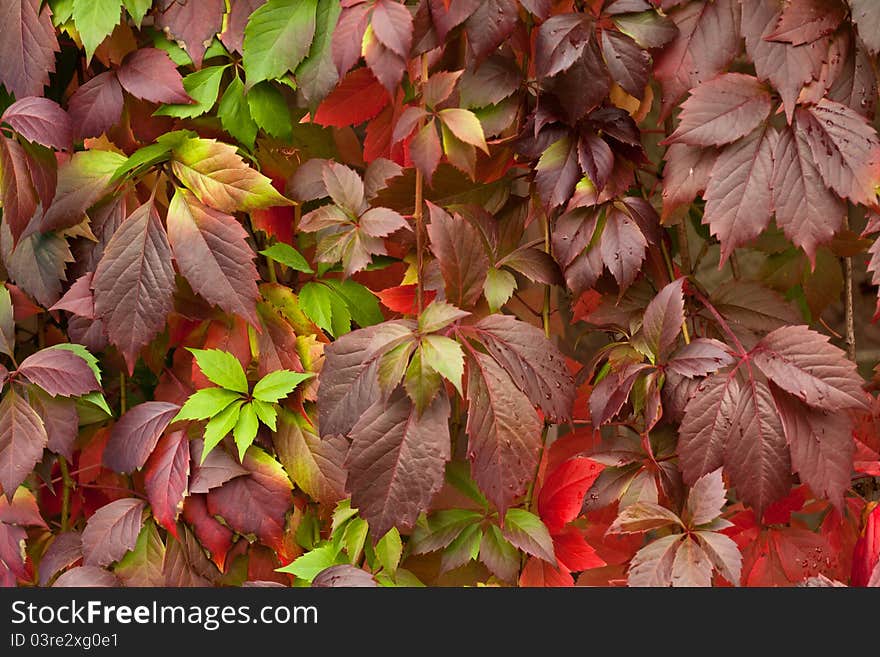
left=59, top=456, right=72, bottom=532
left=692, top=288, right=747, bottom=357
left=266, top=255, right=278, bottom=283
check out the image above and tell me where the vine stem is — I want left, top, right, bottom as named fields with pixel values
left=59, top=457, right=72, bottom=532
left=843, top=216, right=856, bottom=362
left=119, top=371, right=127, bottom=415
left=414, top=55, right=428, bottom=315
left=692, top=288, right=747, bottom=356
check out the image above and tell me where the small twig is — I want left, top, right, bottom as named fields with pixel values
left=119, top=371, right=127, bottom=415
left=59, top=457, right=72, bottom=532
left=843, top=217, right=856, bottom=361
left=729, top=251, right=741, bottom=280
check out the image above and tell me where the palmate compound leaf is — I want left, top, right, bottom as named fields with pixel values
left=466, top=351, right=542, bottom=515
left=345, top=388, right=451, bottom=540
left=81, top=498, right=146, bottom=567
left=167, top=188, right=260, bottom=326
left=703, top=126, right=774, bottom=264
left=0, top=388, right=47, bottom=499
left=318, top=320, right=416, bottom=438
left=170, top=138, right=294, bottom=213
left=664, top=74, right=773, bottom=147
left=92, top=200, right=176, bottom=374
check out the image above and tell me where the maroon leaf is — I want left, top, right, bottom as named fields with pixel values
left=0, top=136, right=38, bottom=244
left=426, top=202, right=489, bottom=308
left=0, top=0, right=59, bottom=99
left=81, top=498, right=146, bottom=567
left=346, top=388, right=451, bottom=538
left=0, top=226, right=72, bottom=307
left=93, top=200, right=176, bottom=373
left=638, top=278, right=684, bottom=361
left=0, top=388, right=47, bottom=499
left=67, top=72, right=124, bottom=140
left=661, top=143, right=716, bottom=222
left=364, top=28, right=406, bottom=92
left=577, top=133, right=614, bottom=192
left=766, top=0, right=846, bottom=46
left=599, top=29, right=650, bottom=99
left=275, top=416, right=347, bottom=506
left=359, top=207, right=407, bottom=237
left=771, top=385, right=852, bottom=510
left=535, top=14, right=592, bottom=78
left=589, top=362, right=650, bottom=426
left=52, top=565, right=120, bottom=587
left=409, top=120, right=442, bottom=183
left=371, top=0, right=412, bottom=58
left=39, top=150, right=123, bottom=234
left=117, top=48, right=191, bottom=105
left=156, top=0, right=225, bottom=68
left=17, top=348, right=99, bottom=397
left=703, top=126, right=774, bottom=264
left=678, top=373, right=740, bottom=484
left=0, top=521, right=27, bottom=578
left=50, top=273, right=95, bottom=319
left=667, top=338, right=734, bottom=378
left=38, top=532, right=83, bottom=586
left=466, top=352, right=542, bottom=515
left=726, top=379, right=791, bottom=516
left=144, top=430, right=189, bottom=538
left=189, top=439, right=248, bottom=494
left=653, top=0, right=741, bottom=118
left=220, top=0, right=265, bottom=53
left=465, top=314, right=575, bottom=422
left=0, top=486, right=45, bottom=526
left=312, top=564, right=378, bottom=587
left=795, top=99, right=880, bottom=207
left=167, top=189, right=259, bottom=326
left=103, top=402, right=181, bottom=474
left=535, top=136, right=580, bottom=209
left=29, top=389, right=77, bottom=459
left=771, top=123, right=846, bottom=264
left=752, top=325, right=867, bottom=412
left=600, top=205, right=648, bottom=293
left=162, top=526, right=218, bottom=586
left=742, top=0, right=827, bottom=122
left=181, top=495, right=233, bottom=571
left=206, top=448, right=292, bottom=553
left=828, top=36, right=877, bottom=118
left=256, top=305, right=303, bottom=378
left=318, top=320, right=415, bottom=438
left=543, top=38, right=611, bottom=123
left=331, top=3, right=371, bottom=77
left=464, top=0, right=517, bottom=62
left=685, top=468, right=727, bottom=527
left=664, top=74, right=772, bottom=147
left=1, top=97, right=71, bottom=150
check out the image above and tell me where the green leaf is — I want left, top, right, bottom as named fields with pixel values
left=173, top=387, right=242, bottom=422
left=438, top=108, right=489, bottom=153
left=294, top=0, right=341, bottom=105
left=122, top=0, right=151, bottom=27
left=377, top=339, right=417, bottom=396
left=252, top=399, right=278, bottom=431
left=420, top=335, right=464, bottom=396
left=243, top=0, right=319, bottom=86
left=441, top=523, right=482, bottom=573
left=50, top=0, right=75, bottom=24
left=73, top=0, right=122, bottom=62
left=411, top=508, right=483, bottom=554
left=151, top=32, right=192, bottom=66
left=112, top=131, right=195, bottom=182
left=218, top=75, right=258, bottom=149
left=483, top=267, right=517, bottom=312
left=252, top=369, right=313, bottom=403
left=323, top=279, right=383, bottom=328
left=0, top=286, right=13, bottom=359
left=155, top=66, right=228, bottom=119
left=298, top=281, right=334, bottom=335
left=444, top=461, right=488, bottom=508
left=276, top=543, right=341, bottom=580
left=342, top=516, right=368, bottom=563
left=201, top=400, right=243, bottom=462
left=188, top=348, right=249, bottom=394
left=260, top=242, right=313, bottom=273
left=375, top=527, right=402, bottom=576
left=331, top=499, right=359, bottom=535
left=233, top=403, right=259, bottom=460
left=404, top=346, right=441, bottom=414
left=247, top=83, right=293, bottom=141
left=418, top=300, right=469, bottom=334
left=501, top=509, right=557, bottom=565
left=479, top=524, right=520, bottom=583
left=78, top=391, right=114, bottom=418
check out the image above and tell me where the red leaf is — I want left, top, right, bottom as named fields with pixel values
left=331, top=3, right=371, bottom=77
left=93, top=200, right=176, bottom=373
left=678, top=373, right=739, bottom=484
left=81, top=498, right=145, bottom=567
left=466, top=352, right=542, bottom=515
left=345, top=389, right=451, bottom=538
left=376, top=285, right=436, bottom=314
left=534, top=14, right=592, bottom=79
left=638, top=278, right=684, bottom=360
left=312, top=564, right=378, bottom=587
left=599, top=206, right=648, bottom=293
left=0, top=388, right=48, bottom=500
left=685, top=468, right=727, bottom=527
left=67, top=72, right=124, bottom=140
left=103, top=402, right=181, bottom=474
left=653, top=0, right=740, bottom=118
left=850, top=0, right=880, bottom=55
left=313, top=68, right=389, bottom=127
left=538, top=457, right=604, bottom=533
left=553, top=526, right=605, bottom=572
left=408, top=120, right=442, bottom=182
left=599, top=29, right=650, bottom=100
left=703, top=126, right=774, bottom=264
left=426, top=202, right=489, bottom=308
left=219, top=0, right=264, bottom=53
left=661, top=143, right=716, bottom=222
left=0, top=137, right=39, bottom=244
left=766, top=0, right=846, bottom=46
left=371, top=0, right=413, bottom=58
left=38, top=532, right=82, bottom=586
left=852, top=504, right=880, bottom=587
left=50, top=273, right=95, bottom=319
left=667, top=338, right=733, bottom=378
left=117, top=48, right=191, bottom=104
left=0, top=0, right=59, bottom=99
left=1, top=97, right=71, bottom=150
left=207, top=448, right=293, bottom=556
left=464, top=0, right=517, bottom=62
left=189, top=439, right=248, bottom=494
left=167, top=189, right=260, bottom=326
left=518, top=556, right=574, bottom=587
left=17, top=348, right=99, bottom=397
left=144, top=430, right=189, bottom=538
left=182, top=494, right=233, bottom=571
left=664, top=73, right=773, bottom=147
left=0, top=486, right=46, bottom=527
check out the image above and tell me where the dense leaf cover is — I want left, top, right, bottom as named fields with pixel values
left=0, top=0, right=879, bottom=588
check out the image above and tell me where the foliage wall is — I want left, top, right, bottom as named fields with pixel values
left=1, top=0, right=880, bottom=587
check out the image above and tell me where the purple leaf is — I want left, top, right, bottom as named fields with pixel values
left=0, top=388, right=47, bottom=500
left=81, top=498, right=146, bottom=567
left=17, top=348, right=99, bottom=397
left=103, top=402, right=180, bottom=474
left=117, top=48, right=192, bottom=104
left=1, top=97, right=71, bottom=150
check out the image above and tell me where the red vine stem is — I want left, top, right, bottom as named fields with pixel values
left=692, top=288, right=747, bottom=357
